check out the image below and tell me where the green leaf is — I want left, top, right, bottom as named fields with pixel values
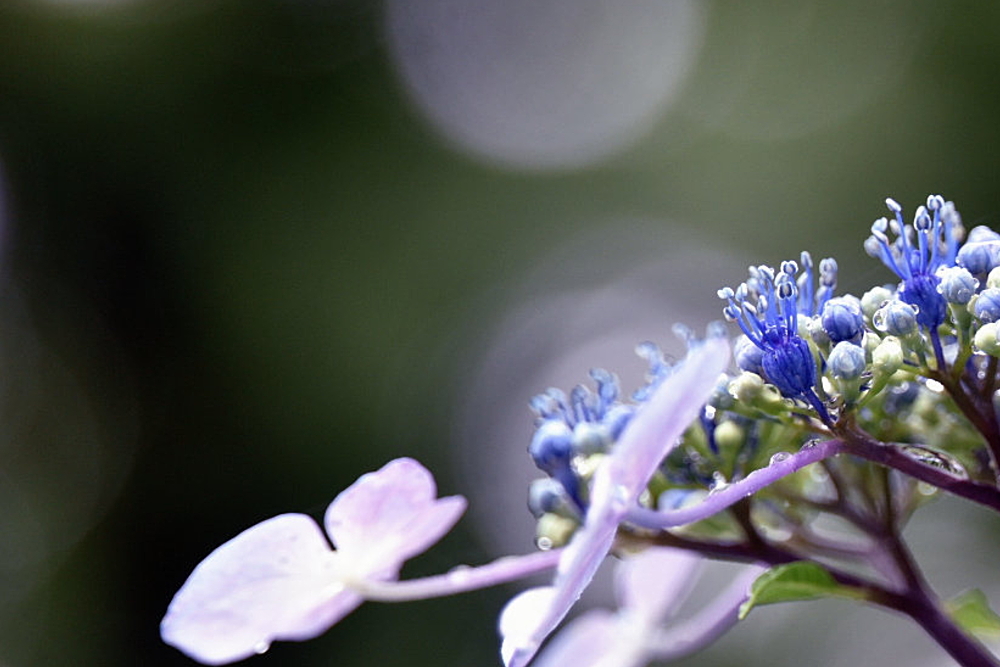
left=945, top=589, right=1000, bottom=638
left=738, top=562, right=869, bottom=620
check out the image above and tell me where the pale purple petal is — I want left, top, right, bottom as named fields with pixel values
left=603, top=335, right=730, bottom=494
left=499, top=587, right=558, bottom=666
left=161, top=514, right=357, bottom=665
left=616, top=547, right=703, bottom=623
left=529, top=611, right=625, bottom=667
left=502, top=336, right=730, bottom=667
left=503, top=503, right=617, bottom=667
left=645, top=564, right=766, bottom=661
left=324, top=457, right=467, bottom=577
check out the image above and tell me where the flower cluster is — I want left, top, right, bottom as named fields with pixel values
left=162, top=195, right=1000, bottom=667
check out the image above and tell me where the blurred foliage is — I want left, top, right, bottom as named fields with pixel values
left=0, top=0, right=998, bottom=666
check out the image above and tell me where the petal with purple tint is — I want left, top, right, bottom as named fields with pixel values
left=499, top=587, right=558, bottom=666
left=163, top=458, right=467, bottom=665
left=324, top=457, right=467, bottom=578
left=502, top=335, right=730, bottom=667
left=161, top=514, right=358, bottom=665
left=616, top=547, right=703, bottom=624
left=529, top=611, right=625, bottom=667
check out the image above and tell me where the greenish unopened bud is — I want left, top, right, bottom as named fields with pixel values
left=713, top=420, right=744, bottom=452
left=535, top=513, right=578, bottom=550
left=974, top=322, right=1000, bottom=356
left=861, top=285, right=894, bottom=321
left=572, top=422, right=610, bottom=456
left=729, top=371, right=765, bottom=404
left=988, top=267, right=1000, bottom=289
left=795, top=314, right=811, bottom=339
left=872, top=336, right=904, bottom=374
left=861, top=331, right=881, bottom=362
left=808, top=315, right=831, bottom=347
left=729, top=372, right=784, bottom=412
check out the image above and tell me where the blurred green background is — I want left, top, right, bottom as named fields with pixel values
left=0, top=0, right=998, bottom=665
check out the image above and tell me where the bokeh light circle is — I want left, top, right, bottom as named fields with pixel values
left=384, top=0, right=707, bottom=170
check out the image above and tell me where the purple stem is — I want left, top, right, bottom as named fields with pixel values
left=358, top=549, right=562, bottom=602
left=839, top=429, right=1000, bottom=512
left=625, top=439, right=844, bottom=530
left=627, top=431, right=1000, bottom=532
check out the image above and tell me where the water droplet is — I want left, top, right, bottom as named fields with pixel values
left=899, top=445, right=968, bottom=479
left=708, top=471, right=729, bottom=495
left=607, top=483, right=631, bottom=511
left=535, top=536, right=554, bottom=551
left=923, top=378, right=945, bottom=393
left=448, top=564, right=472, bottom=584
left=917, top=482, right=938, bottom=496
left=769, top=451, right=792, bottom=465
left=253, top=641, right=270, bottom=655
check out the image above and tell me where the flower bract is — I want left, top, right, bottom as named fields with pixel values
left=161, top=458, right=466, bottom=665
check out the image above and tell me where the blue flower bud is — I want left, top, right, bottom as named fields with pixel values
left=820, top=295, right=865, bottom=343
left=528, top=478, right=573, bottom=518
left=827, top=341, right=866, bottom=380
left=900, top=273, right=947, bottom=329
left=528, top=420, right=574, bottom=475
left=972, top=288, right=1000, bottom=323
left=734, top=334, right=764, bottom=375
left=760, top=335, right=816, bottom=400
left=936, top=266, right=978, bottom=305
left=720, top=256, right=832, bottom=422
left=602, top=404, right=634, bottom=440
left=873, top=300, right=919, bottom=336
left=966, top=225, right=1000, bottom=245
left=956, top=237, right=1000, bottom=276
left=867, top=196, right=961, bottom=330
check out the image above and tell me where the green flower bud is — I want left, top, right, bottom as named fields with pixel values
left=974, top=322, right=1000, bottom=356
left=872, top=336, right=904, bottom=374
left=713, top=420, right=744, bottom=452
left=535, top=513, right=578, bottom=550
left=988, top=266, right=1000, bottom=289
left=861, top=285, right=894, bottom=321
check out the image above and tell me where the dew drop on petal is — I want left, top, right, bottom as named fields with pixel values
left=253, top=641, right=270, bottom=655
left=608, top=483, right=631, bottom=512
left=448, top=564, right=472, bottom=585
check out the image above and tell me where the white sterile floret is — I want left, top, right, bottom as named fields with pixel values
left=161, top=458, right=466, bottom=665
